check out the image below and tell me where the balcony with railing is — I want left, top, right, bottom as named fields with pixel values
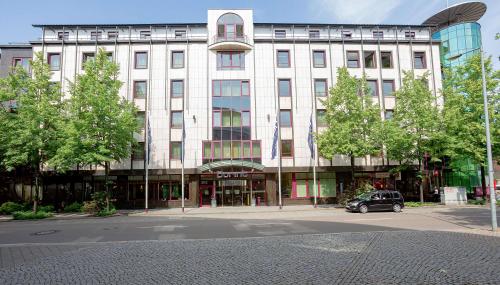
left=209, top=34, right=252, bottom=50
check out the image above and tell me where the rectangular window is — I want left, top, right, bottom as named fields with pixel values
left=316, top=110, right=327, bottom=127
left=133, top=81, right=147, bottom=99
left=382, top=80, right=395, bottom=97
left=57, top=31, right=69, bottom=40
left=243, top=142, right=251, bottom=158
left=342, top=31, right=352, bottom=39
left=367, top=80, right=378, bottom=97
left=217, top=51, right=245, bottom=70
left=242, top=111, right=250, bottom=127
left=364, top=51, right=376, bottom=68
left=252, top=141, right=261, bottom=158
left=274, top=30, right=286, bottom=38
left=171, top=80, right=184, bottom=98
left=12, top=58, right=30, bottom=71
left=48, top=53, right=61, bottom=71
left=132, top=143, right=145, bottom=160
left=171, top=51, right=184, bottom=68
left=136, top=111, right=145, bottom=131
left=82, top=52, right=95, bottom=67
left=385, top=110, right=394, bottom=120
left=213, top=141, right=221, bottom=159
left=203, top=142, right=212, bottom=159
left=175, top=30, right=186, bottom=39
left=135, top=52, right=148, bottom=69
left=314, top=79, right=327, bottom=97
left=346, top=51, right=359, bottom=68
left=405, top=31, right=416, bottom=39
left=413, top=52, right=426, bottom=69
left=232, top=142, right=241, bottom=158
left=278, top=79, right=291, bottom=97
left=106, top=52, right=113, bottom=62
left=223, top=142, right=231, bottom=159
left=140, top=30, right=151, bottom=39
left=108, top=31, right=119, bottom=40
left=281, top=140, right=293, bottom=157
left=279, top=110, right=292, bottom=127
left=309, top=30, right=320, bottom=39
left=212, top=80, right=249, bottom=97
left=170, top=142, right=181, bottom=160
left=373, top=31, right=384, bottom=39
left=213, top=111, right=221, bottom=127
left=171, top=111, right=183, bottom=128
left=90, top=31, right=102, bottom=40
left=313, top=50, right=326, bottom=68
left=381, top=51, right=393, bottom=68
left=277, top=50, right=290, bottom=68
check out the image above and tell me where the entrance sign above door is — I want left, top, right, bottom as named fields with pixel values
left=198, top=160, right=265, bottom=172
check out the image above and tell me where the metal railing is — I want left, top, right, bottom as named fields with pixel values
left=210, top=35, right=251, bottom=46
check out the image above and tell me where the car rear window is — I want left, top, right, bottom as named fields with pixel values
left=392, top=192, right=401, bottom=199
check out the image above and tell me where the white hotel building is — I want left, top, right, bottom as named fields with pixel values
left=31, top=9, right=442, bottom=207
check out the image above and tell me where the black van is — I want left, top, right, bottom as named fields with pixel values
left=346, top=190, right=404, bottom=214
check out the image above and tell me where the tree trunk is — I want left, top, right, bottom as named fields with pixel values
left=480, top=165, right=487, bottom=200
left=33, top=166, right=40, bottom=213
left=350, top=155, right=355, bottom=190
left=105, top=162, right=110, bottom=211
left=418, top=159, right=424, bottom=203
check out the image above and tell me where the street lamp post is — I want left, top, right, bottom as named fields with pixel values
left=448, top=47, right=497, bottom=232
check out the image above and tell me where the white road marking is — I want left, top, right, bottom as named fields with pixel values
left=347, top=218, right=394, bottom=222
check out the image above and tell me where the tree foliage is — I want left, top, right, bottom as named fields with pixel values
left=384, top=71, right=443, bottom=168
left=49, top=48, right=138, bottom=172
left=442, top=54, right=500, bottom=165
left=317, top=67, right=382, bottom=181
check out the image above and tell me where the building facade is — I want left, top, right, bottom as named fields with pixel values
left=28, top=9, right=443, bottom=207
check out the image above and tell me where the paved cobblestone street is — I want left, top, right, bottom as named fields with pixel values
left=0, top=231, right=499, bottom=284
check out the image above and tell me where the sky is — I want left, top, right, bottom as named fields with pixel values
left=0, top=0, right=498, bottom=67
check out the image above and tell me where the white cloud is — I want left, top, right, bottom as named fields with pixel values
left=312, top=0, right=402, bottom=24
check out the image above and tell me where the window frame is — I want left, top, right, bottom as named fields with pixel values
left=372, top=31, right=384, bottom=39
left=170, top=142, right=182, bottom=160
left=382, top=80, right=396, bottom=97
left=107, top=31, right=119, bottom=40
left=312, top=50, right=327, bottom=68
left=314, top=79, right=328, bottom=97
left=363, top=51, right=377, bottom=69
left=171, top=50, right=185, bottom=69
left=133, top=80, right=147, bottom=99
left=346, top=51, right=360, bottom=68
left=367, top=79, right=379, bottom=97
left=404, top=31, right=416, bottom=39
left=279, top=109, right=292, bottom=127
left=12, top=57, right=30, bottom=71
left=216, top=51, right=245, bottom=70
left=174, top=30, right=186, bottom=39
left=342, top=31, right=352, bottom=39
left=316, top=109, right=327, bottom=127
left=132, top=142, right=145, bottom=160
left=380, top=51, right=393, bottom=68
left=57, top=31, right=69, bottom=40
left=280, top=140, right=294, bottom=157
left=90, top=31, right=102, bottom=41
left=134, top=51, right=148, bottom=69
left=413, top=51, right=427, bottom=69
left=278, top=79, right=292, bottom=97
left=212, top=80, right=250, bottom=97
left=139, top=30, right=151, bottom=40
left=309, top=30, right=320, bottom=39
left=276, top=50, right=290, bottom=68
left=82, top=52, right=95, bottom=69
left=170, top=111, right=183, bottom=129
left=274, top=29, right=286, bottom=38
left=47, top=53, right=61, bottom=71
left=170, top=80, right=184, bottom=98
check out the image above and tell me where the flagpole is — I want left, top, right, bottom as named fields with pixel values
left=145, top=111, right=149, bottom=213
left=181, top=116, right=185, bottom=213
left=278, top=120, right=282, bottom=210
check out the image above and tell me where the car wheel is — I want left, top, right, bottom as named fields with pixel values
left=392, top=203, right=401, bottom=213
left=359, top=205, right=368, bottom=214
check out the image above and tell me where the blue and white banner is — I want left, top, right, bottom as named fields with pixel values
left=271, top=117, right=278, bottom=160
left=308, top=114, right=315, bottom=159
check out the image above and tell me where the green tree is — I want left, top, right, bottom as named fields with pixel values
left=317, top=67, right=382, bottom=187
left=442, top=54, right=500, bottom=195
left=50, top=48, right=138, bottom=210
left=0, top=53, right=64, bottom=211
left=384, top=71, right=443, bottom=202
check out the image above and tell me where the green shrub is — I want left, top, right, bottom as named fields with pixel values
left=12, top=211, right=53, bottom=220
left=82, top=201, right=98, bottom=214
left=95, top=208, right=116, bottom=217
left=0, top=202, right=24, bottom=214
left=38, top=205, right=55, bottom=212
left=405, top=202, right=438, bottom=207
left=64, top=202, right=82, bottom=213
left=468, top=199, right=486, bottom=205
